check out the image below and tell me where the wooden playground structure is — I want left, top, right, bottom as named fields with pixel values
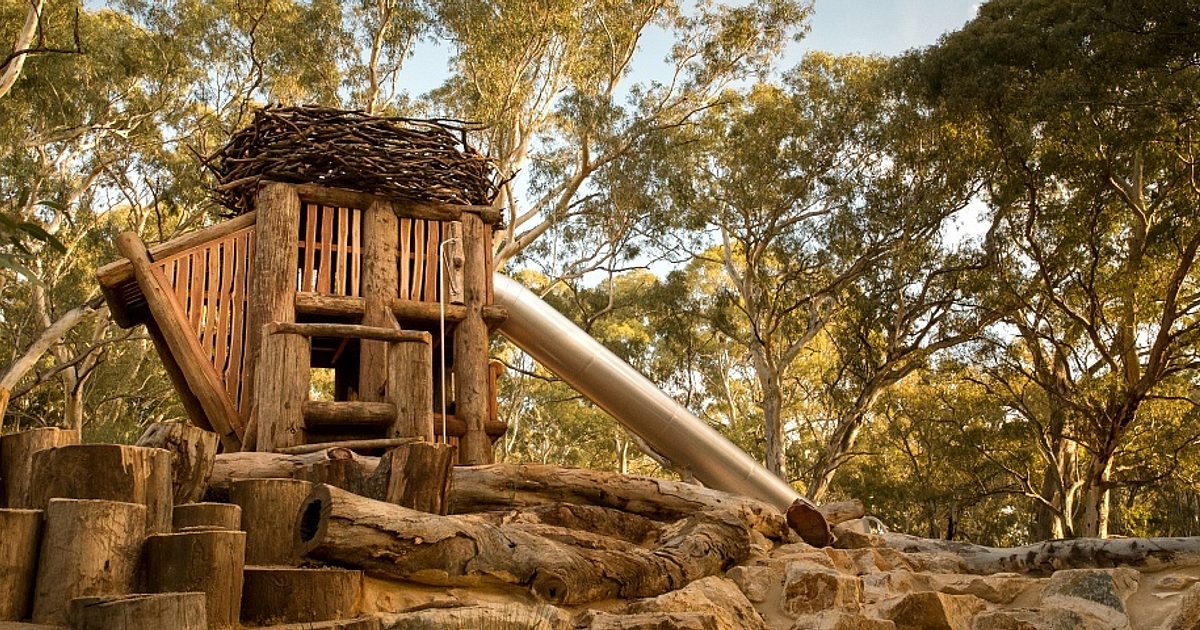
left=96, top=179, right=507, bottom=461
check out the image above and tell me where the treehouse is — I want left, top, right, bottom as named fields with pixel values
left=95, top=107, right=507, bottom=462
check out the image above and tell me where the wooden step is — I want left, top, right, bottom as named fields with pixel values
left=241, top=567, right=362, bottom=626
left=302, top=400, right=396, bottom=429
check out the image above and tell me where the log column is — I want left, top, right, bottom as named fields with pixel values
left=360, top=200, right=399, bottom=402
left=32, top=499, right=146, bottom=625
left=386, top=333, right=433, bottom=441
left=453, top=213, right=491, bottom=464
left=0, top=427, right=79, bottom=507
left=30, top=444, right=173, bottom=535
left=136, top=422, right=219, bottom=504
left=249, top=183, right=306, bottom=452
left=145, top=530, right=246, bottom=629
left=229, top=478, right=314, bottom=565
left=0, top=508, right=41, bottom=620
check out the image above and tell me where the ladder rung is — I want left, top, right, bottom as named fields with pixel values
left=302, top=400, right=396, bottom=428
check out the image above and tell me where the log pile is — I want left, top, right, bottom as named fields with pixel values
left=206, top=105, right=500, bottom=214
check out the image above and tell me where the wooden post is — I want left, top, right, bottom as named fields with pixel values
left=360, top=200, right=399, bottom=402
left=386, top=334, right=434, bottom=441
left=136, top=422, right=219, bottom=504
left=0, top=508, right=41, bottom=620
left=248, top=182, right=304, bottom=452
left=145, top=530, right=245, bottom=629
left=116, top=232, right=243, bottom=451
left=375, top=443, right=456, bottom=514
left=70, top=593, right=207, bottom=630
left=453, top=213, right=492, bottom=464
left=240, top=567, right=363, bottom=625
left=32, top=499, right=146, bottom=626
left=173, top=502, right=242, bottom=532
left=229, top=478, right=314, bottom=565
left=253, top=328, right=310, bottom=452
left=0, top=427, right=79, bottom=508
left=30, top=444, right=172, bottom=535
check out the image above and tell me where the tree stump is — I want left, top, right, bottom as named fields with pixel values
left=136, top=422, right=219, bottom=504
left=145, top=530, right=245, bottom=629
left=0, top=427, right=80, bottom=508
left=374, top=443, right=455, bottom=514
left=0, top=509, right=41, bottom=620
left=229, top=478, right=314, bottom=565
left=69, top=593, right=206, bottom=630
left=29, top=444, right=172, bottom=535
left=172, top=502, right=242, bottom=532
left=32, top=499, right=146, bottom=626
left=240, top=566, right=362, bottom=625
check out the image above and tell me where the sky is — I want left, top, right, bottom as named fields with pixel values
left=402, top=0, right=983, bottom=97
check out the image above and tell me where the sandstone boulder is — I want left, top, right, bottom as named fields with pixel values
left=726, top=565, right=775, bottom=603
left=788, top=610, right=896, bottom=630
left=1038, top=568, right=1138, bottom=630
left=882, top=591, right=986, bottom=630
left=377, top=603, right=571, bottom=629
left=971, top=608, right=1091, bottom=630
left=624, top=576, right=767, bottom=630
left=781, top=563, right=864, bottom=617
left=583, top=611, right=720, bottom=630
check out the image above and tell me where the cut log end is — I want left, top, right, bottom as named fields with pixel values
left=786, top=499, right=833, bottom=547
left=296, top=483, right=332, bottom=559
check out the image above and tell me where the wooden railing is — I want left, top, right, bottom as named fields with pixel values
left=153, top=225, right=256, bottom=414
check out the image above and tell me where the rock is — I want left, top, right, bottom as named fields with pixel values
left=583, top=611, right=720, bottom=630
left=861, top=570, right=936, bottom=604
left=726, top=565, right=775, bottom=603
left=971, top=608, right=1090, bottom=630
left=882, top=591, right=986, bottom=630
left=1038, top=569, right=1137, bottom=629
left=781, top=563, right=864, bottom=617
left=376, top=603, right=571, bottom=629
left=939, top=574, right=1037, bottom=604
left=624, top=576, right=767, bottom=630
left=832, top=523, right=885, bottom=550
left=1162, top=582, right=1200, bottom=630
left=1158, top=576, right=1200, bottom=592
left=789, top=611, right=895, bottom=630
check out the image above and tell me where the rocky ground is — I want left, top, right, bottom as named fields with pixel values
left=364, top=533, right=1200, bottom=630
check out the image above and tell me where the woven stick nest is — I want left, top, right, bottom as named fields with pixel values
left=207, top=105, right=500, bottom=214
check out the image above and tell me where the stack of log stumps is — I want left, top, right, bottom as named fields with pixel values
left=1, top=423, right=859, bottom=629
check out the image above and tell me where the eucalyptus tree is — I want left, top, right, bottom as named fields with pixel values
left=427, top=0, right=809, bottom=277
left=911, top=0, right=1200, bottom=537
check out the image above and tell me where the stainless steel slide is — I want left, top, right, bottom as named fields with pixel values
left=493, top=273, right=803, bottom=512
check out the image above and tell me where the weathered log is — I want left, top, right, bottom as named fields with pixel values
left=207, top=449, right=376, bottom=501
left=70, top=593, right=207, bottom=630
left=878, top=532, right=1200, bottom=575
left=248, top=182, right=306, bottom=452
left=462, top=503, right=663, bottom=547
left=386, top=335, right=434, bottom=441
left=229, top=478, right=314, bottom=565
left=360, top=199, right=399, bottom=403
left=145, top=530, right=245, bottom=629
left=240, top=567, right=362, bottom=625
left=0, top=427, right=79, bottom=508
left=296, top=484, right=755, bottom=605
left=32, top=499, right=146, bottom=625
left=255, top=619, right=380, bottom=630
left=29, top=444, right=173, bottom=535
left=453, top=212, right=491, bottom=465
left=303, top=400, right=395, bottom=429
left=294, top=292, right=508, bottom=327
left=448, top=463, right=791, bottom=541
left=275, top=437, right=420, bottom=455
left=136, top=422, right=219, bottom=504
left=0, top=509, right=41, bottom=620
left=209, top=454, right=791, bottom=540
left=375, top=443, right=455, bottom=514
left=173, top=502, right=242, bottom=531
left=787, top=500, right=833, bottom=548
left=817, top=499, right=866, bottom=525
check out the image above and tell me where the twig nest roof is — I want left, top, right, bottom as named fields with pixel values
left=208, top=105, right=499, bottom=214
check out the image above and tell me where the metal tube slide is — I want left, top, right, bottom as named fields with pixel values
left=493, top=273, right=802, bottom=512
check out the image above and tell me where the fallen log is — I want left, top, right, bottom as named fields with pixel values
left=210, top=453, right=798, bottom=541
left=297, top=483, right=755, bottom=605
left=136, top=422, right=218, bottom=504
left=877, top=532, right=1200, bottom=574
